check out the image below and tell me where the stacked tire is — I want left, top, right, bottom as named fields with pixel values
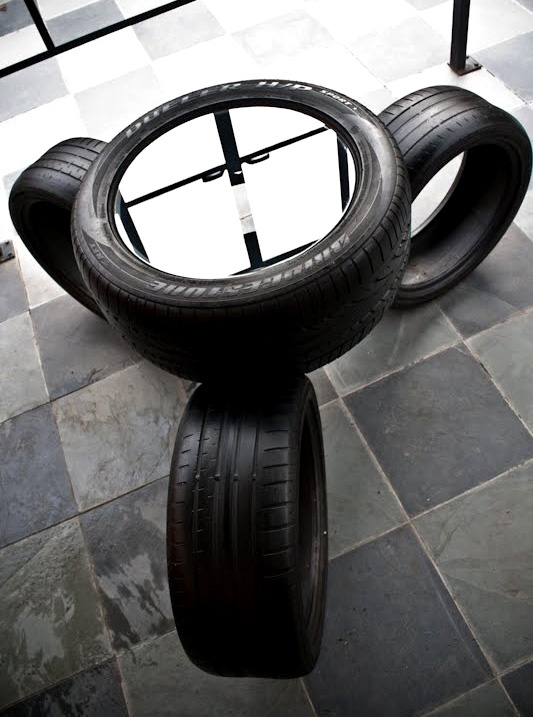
left=9, top=82, right=531, bottom=679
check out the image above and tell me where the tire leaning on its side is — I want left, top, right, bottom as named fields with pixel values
left=72, top=80, right=411, bottom=382
left=167, top=375, right=328, bottom=678
left=9, top=137, right=107, bottom=317
left=379, top=86, right=532, bottom=307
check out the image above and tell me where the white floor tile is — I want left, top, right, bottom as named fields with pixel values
left=57, top=27, right=150, bottom=93
left=0, top=95, right=87, bottom=176
left=260, top=45, right=384, bottom=101
left=75, top=66, right=165, bottom=140
left=115, top=0, right=170, bottom=18
left=387, top=64, right=524, bottom=111
left=202, top=0, right=305, bottom=33
left=37, top=0, right=97, bottom=19
left=421, top=0, right=533, bottom=52
left=307, top=0, right=417, bottom=44
left=0, top=26, right=46, bottom=69
left=152, top=35, right=261, bottom=101
left=13, top=236, right=67, bottom=308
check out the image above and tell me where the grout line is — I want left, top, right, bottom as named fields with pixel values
left=337, top=395, right=409, bottom=521
left=299, top=678, right=318, bottom=717
left=0, top=472, right=168, bottom=552
left=497, top=677, right=521, bottom=717
left=462, top=340, right=533, bottom=438
left=0, top=656, right=117, bottom=712
left=411, top=524, right=501, bottom=678
left=326, top=335, right=462, bottom=399
left=114, top=648, right=134, bottom=717
left=498, top=651, right=533, bottom=678
left=464, top=304, right=533, bottom=344
left=413, top=456, right=533, bottom=521
left=329, top=520, right=410, bottom=562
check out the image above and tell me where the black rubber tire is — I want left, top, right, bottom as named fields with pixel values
left=379, top=86, right=532, bottom=307
left=9, top=137, right=107, bottom=316
left=73, top=80, right=410, bottom=382
left=167, top=375, right=327, bottom=678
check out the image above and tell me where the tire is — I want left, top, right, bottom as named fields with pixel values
left=167, top=375, right=327, bottom=678
left=73, top=80, right=410, bottom=382
left=9, top=137, right=107, bottom=316
left=379, top=86, right=532, bottom=307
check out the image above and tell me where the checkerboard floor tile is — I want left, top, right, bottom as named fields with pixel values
left=1, top=1, right=533, bottom=714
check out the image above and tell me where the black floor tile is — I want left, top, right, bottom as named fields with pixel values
left=0, top=259, right=27, bottom=324
left=305, top=526, right=491, bottom=717
left=344, top=346, right=533, bottom=515
left=0, top=403, right=76, bottom=548
left=502, top=660, right=533, bottom=717
left=0, top=660, right=127, bottom=716
left=46, top=0, right=123, bottom=45
left=477, top=32, right=533, bottom=102
left=32, top=294, right=139, bottom=401
left=437, top=224, right=533, bottom=337
left=80, top=477, right=174, bottom=651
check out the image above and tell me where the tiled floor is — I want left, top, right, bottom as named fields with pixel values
left=1, top=0, right=533, bottom=715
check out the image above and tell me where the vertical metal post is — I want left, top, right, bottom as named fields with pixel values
left=449, top=0, right=481, bottom=75
left=23, top=0, right=55, bottom=51
left=337, top=139, right=350, bottom=212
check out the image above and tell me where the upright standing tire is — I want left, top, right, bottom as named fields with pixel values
left=9, top=137, right=107, bottom=316
left=167, top=375, right=328, bottom=678
left=379, top=86, right=532, bottom=306
left=73, top=80, right=410, bottom=382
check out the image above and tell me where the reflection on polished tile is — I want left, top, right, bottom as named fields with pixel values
left=0, top=519, right=111, bottom=708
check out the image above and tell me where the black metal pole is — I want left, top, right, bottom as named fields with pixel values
left=23, top=0, right=55, bottom=51
left=449, top=0, right=481, bottom=75
left=337, top=139, right=350, bottom=212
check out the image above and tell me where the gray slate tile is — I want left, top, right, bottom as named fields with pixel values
left=305, top=526, right=490, bottom=717
left=421, top=681, right=515, bottom=717
left=468, top=311, right=533, bottom=431
left=308, top=367, right=337, bottom=406
left=47, top=0, right=123, bottom=45
left=438, top=224, right=533, bottom=337
left=512, top=105, right=533, bottom=188
left=133, top=1, right=224, bottom=59
left=0, top=0, right=33, bottom=36
left=0, top=404, right=75, bottom=548
left=344, top=346, right=533, bottom=515
left=0, top=59, right=68, bottom=122
left=349, top=17, right=448, bottom=83
left=321, top=399, right=405, bottom=558
left=477, top=32, right=533, bottom=102
left=119, top=630, right=315, bottom=717
left=415, top=460, right=533, bottom=671
left=502, top=660, right=533, bottom=717
left=81, top=477, right=173, bottom=651
left=53, top=361, right=187, bottom=509
left=32, top=294, right=139, bottom=401
left=234, top=10, right=335, bottom=64
left=0, top=313, right=48, bottom=424
left=0, top=519, right=111, bottom=708
left=326, top=301, right=459, bottom=395
left=0, top=660, right=127, bottom=716
left=0, top=258, right=27, bottom=324
left=514, top=0, right=533, bottom=10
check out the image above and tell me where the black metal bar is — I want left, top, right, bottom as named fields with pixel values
left=23, top=0, right=55, bottom=51
left=233, top=241, right=316, bottom=275
left=0, top=0, right=196, bottom=78
left=126, top=126, right=329, bottom=208
left=337, top=139, right=350, bottom=211
left=214, top=110, right=262, bottom=268
left=214, top=110, right=245, bottom=186
left=117, top=194, right=150, bottom=262
left=449, top=0, right=481, bottom=75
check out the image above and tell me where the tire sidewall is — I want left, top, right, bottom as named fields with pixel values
left=73, top=79, right=405, bottom=310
